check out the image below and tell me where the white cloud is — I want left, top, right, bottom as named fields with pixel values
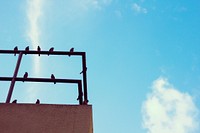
left=26, top=0, right=43, bottom=76
left=142, top=77, right=199, bottom=133
left=27, top=0, right=42, bottom=48
left=77, top=0, right=112, bottom=10
left=132, top=3, right=147, bottom=14
left=26, top=0, right=44, bottom=102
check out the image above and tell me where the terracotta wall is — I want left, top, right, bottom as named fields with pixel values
left=0, top=104, right=93, bottom=133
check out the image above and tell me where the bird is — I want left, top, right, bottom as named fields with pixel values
left=37, top=46, right=41, bottom=56
left=80, top=67, right=87, bottom=74
left=12, top=99, right=17, bottom=103
left=36, top=99, right=40, bottom=104
left=48, top=47, right=54, bottom=56
left=51, top=74, right=56, bottom=84
left=77, top=92, right=83, bottom=101
left=25, top=46, right=29, bottom=55
left=51, top=74, right=55, bottom=79
left=14, top=46, right=18, bottom=56
left=77, top=95, right=81, bottom=101
left=23, top=72, right=28, bottom=82
left=68, top=47, right=74, bottom=57
left=83, top=100, right=89, bottom=105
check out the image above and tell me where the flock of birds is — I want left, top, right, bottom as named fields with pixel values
left=19, top=46, right=86, bottom=82
left=12, top=99, right=40, bottom=104
left=22, top=72, right=56, bottom=83
left=11, top=46, right=87, bottom=104
left=14, top=46, right=74, bottom=56
left=14, top=46, right=87, bottom=74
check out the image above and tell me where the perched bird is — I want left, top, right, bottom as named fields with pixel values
left=83, top=100, right=89, bottom=105
left=48, top=47, right=54, bottom=56
left=51, top=74, right=55, bottom=79
left=14, top=46, right=18, bottom=56
left=25, top=46, right=29, bottom=55
left=68, top=47, right=74, bottom=57
left=23, top=72, right=28, bottom=82
left=77, top=92, right=83, bottom=101
left=37, top=46, right=41, bottom=56
left=36, top=99, right=40, bottom=104
left=51, top=74, right=56, bottom=84
left=80, top=67, right=87, bottom=74
left=70, top=47, right=74, bottom=53
left=77, top=95, right=81, bottom=101
left=12, top=99, right=17, bottom=103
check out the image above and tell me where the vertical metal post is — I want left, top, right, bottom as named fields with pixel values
left=6, top=52, right=23, bottom=103
left=78, top=81, right=83, bottom=105
left=82, top=52, right=88, bottom=104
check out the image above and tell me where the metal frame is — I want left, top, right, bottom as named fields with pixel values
left=0, top=49, right=88, bottom=105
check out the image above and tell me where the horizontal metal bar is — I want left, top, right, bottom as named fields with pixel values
left=0, top=50, right=85, bottom=56
left=0, top=77, right=81, bottom=84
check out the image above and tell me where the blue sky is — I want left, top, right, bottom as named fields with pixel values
left=0, top=0, right=200, bottom=133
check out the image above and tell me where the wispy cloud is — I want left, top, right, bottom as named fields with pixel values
left=77, top=0, right=112, bottom=10
left=27, top=0, right=42, bottom=47
left=26, top=0, right=43, bottom=76
left=26, top=0, right=43, bottom=102
left=48, top=0, right=112, bottom=23
left=142, top=77, right=199, bottom=133
left=132, top=3, right=147, bottom=14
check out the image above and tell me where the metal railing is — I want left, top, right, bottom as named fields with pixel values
left=0, top=47, right=88, bottom=105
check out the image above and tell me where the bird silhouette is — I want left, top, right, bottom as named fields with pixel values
left=12, top=99, right=17, bottom=103
left=80, top=67, right=87, bottom=74
left=14, top=46, right=18, bottom=56
left=83, top=100, right=89, bottom=105
left=51, top=74, right=56, bottom=84
left=77, top=91, right=83, bottom=101
left=23, top=72, right=28, bottom=82
left=68, top=47, right=74, bottom=57
left=36, top=99, right=40, bottom=104
left=25, top=46, right=29, bottom=55
left=77, top=95, right=81, bottom=101
left=37, top=46, right=41, bottom=56
left=48, top=47, right=54, bottom=56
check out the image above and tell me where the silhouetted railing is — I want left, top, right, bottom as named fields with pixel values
left=0, top=47, right=88, bottom=105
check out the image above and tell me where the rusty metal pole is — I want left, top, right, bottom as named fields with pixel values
left=82, top=53, right=88, bottom=104
left=6, top=52, right=23, bottom=103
